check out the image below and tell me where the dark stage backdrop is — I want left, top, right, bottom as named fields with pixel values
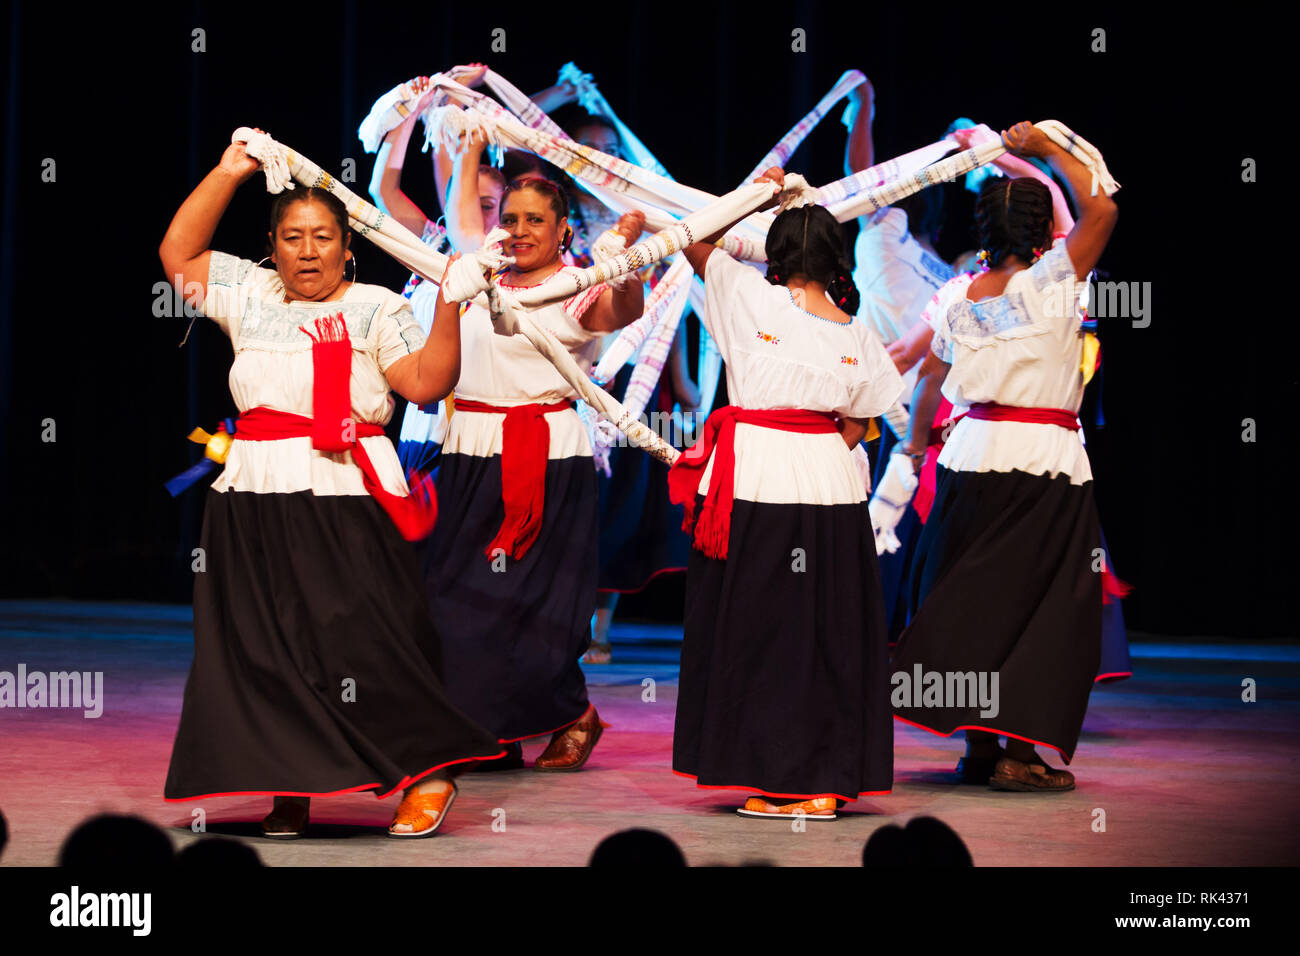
left=0, top=3, right=1293, bottom=637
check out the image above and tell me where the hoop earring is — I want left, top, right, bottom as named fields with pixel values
left=345, top=255, right=357, bottom=282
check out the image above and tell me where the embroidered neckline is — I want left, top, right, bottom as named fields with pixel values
left=785, top=288, right=852, bottom=326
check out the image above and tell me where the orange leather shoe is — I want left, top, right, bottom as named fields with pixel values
left=736, top=796, right=838, bottom=820
left=534, top=705, right=605, bottom=772
left=388, top=783, right=457, bottom=838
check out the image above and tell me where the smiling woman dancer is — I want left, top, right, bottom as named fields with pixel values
left=160, top=134, right=504, bottom=839
left=670, top=168, right=903, bottom=820
left=893, top=122, right=1119, bottom=792
left=425, top=171, right=646, bottom=771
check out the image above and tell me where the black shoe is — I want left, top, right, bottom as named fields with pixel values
left=468, top=742, right=524, bottom=773
left=954, top=750, right=1003, bottom=784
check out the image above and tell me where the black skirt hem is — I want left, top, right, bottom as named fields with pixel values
left=163, top=750, right=508, bottom=803
left=892, top=714, right=1073, bottom=765
left=672, top=770, right=891, bottom=803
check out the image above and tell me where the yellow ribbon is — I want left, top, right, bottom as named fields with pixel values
left=1081, top=332, right=1101, bottom=386
left=186, top=427, right=233, bottom=464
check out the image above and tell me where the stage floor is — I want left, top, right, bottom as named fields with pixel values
left=1, top=600, right=1297, bottom=866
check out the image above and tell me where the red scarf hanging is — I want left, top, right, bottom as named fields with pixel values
left=224, top=313, right=438, bottom=541
left=666, top=406, right=839, bottom=560
left=453, top=399, right=574, bottom=561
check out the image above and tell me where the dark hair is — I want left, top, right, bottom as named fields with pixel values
left=501, top=148, right=565, bottom=185
left=552, top=104, right=621, bottom=147
left=59, top=814, right=175, bottom=869
left=500, top=176, right=573, bottom=251
left=589, top=828, right=686, bottom=867
left=765, top=204, right=860, bottom=316
left=269, top=187, right=349, bottom=237
left=861, top=816, right=973, bottom=867
left=974, top=177, right=1053, bottom=267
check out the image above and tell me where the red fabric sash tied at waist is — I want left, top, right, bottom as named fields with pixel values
left=453, top=399, right=574, bottom=561
left=666, top=407, right=839, bottom=560
left=915, top=402, right=1079, bottom=522
left=966, top=403, right=1080, bottom=430
left=234, top=407, right=438, bottom=542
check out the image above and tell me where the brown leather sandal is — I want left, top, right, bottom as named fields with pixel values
left=534, top=705, right=605, bottom=772
left=989, top=755, right=1075, bottom=792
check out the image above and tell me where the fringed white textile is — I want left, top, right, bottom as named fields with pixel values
left=590, top=229, right=631, bottom=289
left=233, top=127, right=784, bottom=465
left=237, top=129, right=295, bottom=193
left=422, top=104, right=503, bottom=167
left=868, top=453, right=920, bottom=555
left=439, top=226, right=513, bottom=304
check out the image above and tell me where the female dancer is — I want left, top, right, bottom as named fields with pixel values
left=426, top=173, right=646, bottom=770
left=368, top=73, right=506, bottom=478
left=894, top=121, right=1119, bottom=791
left=160, top=134, right=504, bottom=838
left=671, top=168, right=903, bottom=819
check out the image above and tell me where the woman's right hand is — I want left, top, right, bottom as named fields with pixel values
left=1001, top=121, right=1054, bottom=159
left=219, top=132, right=262, bottom=183
left=754, top=166, right=786, bottom=211
left=453, top=63, right=488, bottom=88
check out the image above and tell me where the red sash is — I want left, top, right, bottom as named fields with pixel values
left=966, top=403, right=1080, bottom=430
left=453, top=399, right=575, bottom=561
left=667, top=407, right=839, bottom=560
left=916, top=402, right=1079, bottom=523
left=234, top=407, right=437, bottom=541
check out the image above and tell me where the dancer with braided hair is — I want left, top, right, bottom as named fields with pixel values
left=892, top=122, right=1119, bottom=792
left=669, top=169, right=903, bottom=819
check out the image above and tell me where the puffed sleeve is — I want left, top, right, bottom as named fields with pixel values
left=375, top=294, right=427, bottom=373
left=702, top=248, right=769, bottom=366
left=202, top=252, right=269, bottom=340
left=1027, top=241, right=1083, bottom=332
left=926, top=276, right=973, bottom=365
left=848, top=324, right=905, bottom=418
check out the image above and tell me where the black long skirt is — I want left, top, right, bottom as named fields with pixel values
left=597, top=368, right=691, bottom=593
left=894, top=466, right=1102, bottom=762
left=164, top=490, right=504, bottom=801
left=870, top=424, right=924, bottom=643
left=673, top=498, right=894, bottom=801
left=424, top=451, right=596, bottom=742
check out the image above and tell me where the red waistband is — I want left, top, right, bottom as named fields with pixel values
left=232, top=407, right=436, bottom=541
left=452, top=399, right=575, bottom=416
left=234, top=407, right=385, bottom=441
left=667, top=407, right=840, bottom=560
left=966, top=403, right=1080, bottom=431
left=449, top=399, right=573, bottom=562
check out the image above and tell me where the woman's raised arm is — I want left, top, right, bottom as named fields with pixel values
left=158, top=138, right=260, bottom=298
left=1002, top=122, right=1117, bottom=279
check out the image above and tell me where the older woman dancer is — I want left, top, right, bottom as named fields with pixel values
left=670, top=169, right=903, bottom=819
left=893, top=122, right=1119, bottom=791
left=160, top=134, right=505, bottom=839
left=425, top=173, right=646, bottom=770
